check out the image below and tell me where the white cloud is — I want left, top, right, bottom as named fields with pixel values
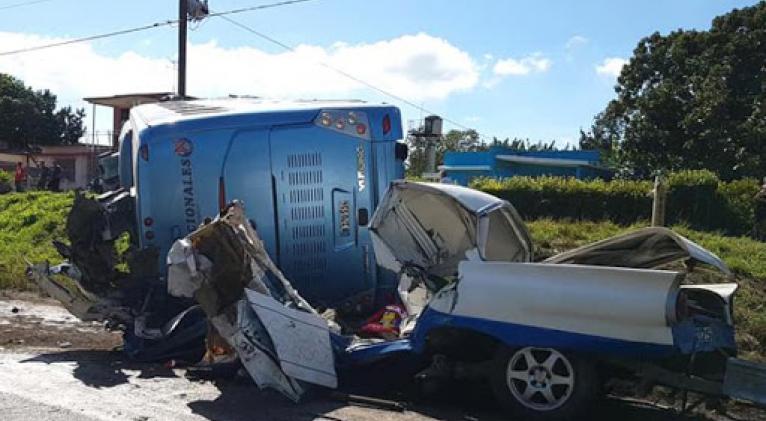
left=0, top=32, right=479, bottom=106
left=595, top=57, right=628, bottom=78
left=565, top=35, right=588, bottom=50
left=492, top=53, right=551, bottom=76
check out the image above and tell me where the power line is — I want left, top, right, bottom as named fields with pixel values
left=0, top=21, right=177, bottom=57
left=207, top=0, right=315, bottom=19
left=0, top=0, right=316, bottom=57
left=0, top=0, right=53, bottom=11
left=217, top=14, right=484, bottom=137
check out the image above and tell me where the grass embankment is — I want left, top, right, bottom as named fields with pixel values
left=0, top=191, right=73, bottom=290
left=0, top=192, right=763, bottom=359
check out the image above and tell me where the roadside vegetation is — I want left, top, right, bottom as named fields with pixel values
left=472, top=170, right=761, bottom=236
left=0, top=191, right=73, bottom=290
left=0, top=191, right=763, bottom=360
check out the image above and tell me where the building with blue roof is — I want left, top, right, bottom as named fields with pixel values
left=440, top=148, right=612, bottom=186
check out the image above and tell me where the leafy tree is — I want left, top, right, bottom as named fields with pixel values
left=580, top=2, right=766, bottom=180
left=487, top=137, right=562, bottom=151
left=0, top=73, right=85, bottom=149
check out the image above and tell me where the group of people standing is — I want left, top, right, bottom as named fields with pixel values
left=13, top=161, right=63, bottom=192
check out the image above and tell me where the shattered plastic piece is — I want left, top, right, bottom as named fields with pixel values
left=167, top=239, right=212, bottom=299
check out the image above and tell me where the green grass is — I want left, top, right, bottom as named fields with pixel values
left=0, top=191, right=73, bottom=290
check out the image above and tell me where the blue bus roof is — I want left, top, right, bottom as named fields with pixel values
left=132, top=98, right=398, bottom=128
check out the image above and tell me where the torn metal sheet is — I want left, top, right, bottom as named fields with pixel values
left=27, top=262, right=131, bottom=323
left=167, top=201, right=337, bottom=401
left=544, top=226, right=731, bottom=275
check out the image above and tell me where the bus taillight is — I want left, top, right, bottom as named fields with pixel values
left=382, top=114, right=391, bottom=135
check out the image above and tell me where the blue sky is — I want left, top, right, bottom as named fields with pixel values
left=0, top=0, right=758, bottom=145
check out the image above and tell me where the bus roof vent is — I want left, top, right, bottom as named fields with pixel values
left=158, top=101, right=228, bottom=116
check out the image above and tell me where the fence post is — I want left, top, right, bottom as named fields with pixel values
left=652, top=175, right=667, bottom=227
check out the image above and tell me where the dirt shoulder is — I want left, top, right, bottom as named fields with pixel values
left=0, top=291, right=121, bottom=351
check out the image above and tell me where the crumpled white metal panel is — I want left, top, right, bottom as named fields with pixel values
left=246, top=289, right=337, bottom=389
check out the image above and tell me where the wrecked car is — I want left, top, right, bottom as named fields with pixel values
left=164, top=182, right=763, bottom=420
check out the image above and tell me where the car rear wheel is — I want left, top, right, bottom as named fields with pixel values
left=490, top=346, right=598, bottom=421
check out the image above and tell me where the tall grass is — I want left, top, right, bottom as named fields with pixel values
left=0, top=191, right=73, bottom=289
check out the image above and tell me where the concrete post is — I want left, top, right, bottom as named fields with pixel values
left=652, top=175, right=667, bottom=227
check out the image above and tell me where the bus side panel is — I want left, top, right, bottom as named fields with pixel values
left=371, top=141, right=403, bottom=294
left=222, top=129, right=277, bottom=259
left=270, top=125, right=375, bottom=307
left=136, top=129, right=233, bottom=268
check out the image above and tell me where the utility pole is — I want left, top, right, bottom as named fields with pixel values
left=177, top=1, right=209, bottom=98
left=178, top=0, right=188, bottom=98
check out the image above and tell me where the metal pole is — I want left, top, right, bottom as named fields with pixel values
left=91, top=103, right=96, bottom=146
left=178, top=0, right=188, bottom=98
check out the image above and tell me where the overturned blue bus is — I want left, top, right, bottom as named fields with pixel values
left=29, top=98, right=408, bottom=360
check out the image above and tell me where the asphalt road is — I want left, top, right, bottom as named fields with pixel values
left=0, top=350, right=458, bottom=421
left=0, top=390, right=100, bottom=421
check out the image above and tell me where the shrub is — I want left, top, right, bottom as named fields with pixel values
left=472, top=171, right=760, bottom=235
left=0, top=170, right=12, bottom=184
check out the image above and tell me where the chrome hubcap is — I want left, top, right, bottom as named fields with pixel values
left=506, top=347, right=575, bottom=411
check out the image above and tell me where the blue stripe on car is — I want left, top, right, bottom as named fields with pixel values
left=409, top=307, right=678, bottom=359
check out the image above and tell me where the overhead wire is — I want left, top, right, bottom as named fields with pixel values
left=0, top=0, right=491, bottom=139
left=0, top=0, right=53, bottom=11
left=0, top=21, right=178, bottom=56
left=0, top=0, right=317, bottom=57
left=216, top=14, right=493, bottom=139
left=206, top=0, right=316, bottom=19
